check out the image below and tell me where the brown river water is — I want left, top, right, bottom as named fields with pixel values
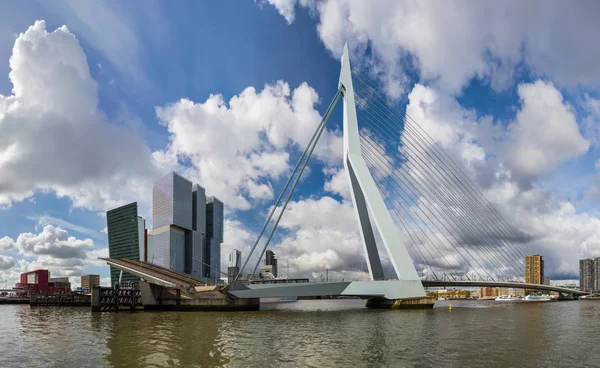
left=1, top=299, right=599, bottom=367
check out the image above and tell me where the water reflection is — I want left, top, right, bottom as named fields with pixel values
left=2, top=300, right=600, bottom=367
left=104, top=311, right=229, bottom=367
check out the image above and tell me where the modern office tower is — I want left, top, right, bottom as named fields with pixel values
left=524, top=255, right=544, bottom=284
left=265, top=250, right=278, bottom=278
left=594, top=257, right=600, bottom=291
left=151, top=172, right=223, bottom=281
left=191, top=184, right=206, bottom=279
left=228, top=249, right=241, bottom=284
left=206, top=197, right=224, bottom=280
left=107, top=202, right=148, bottom=287
left=138, top=216, right=148, bottom=262
left=580, top=258, right=595, bottom=292
left=81, top=274, right=100, bottom=291
left=152, top=172, right=193, bottom=274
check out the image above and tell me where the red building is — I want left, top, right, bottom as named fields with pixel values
left=15, top=270, right=70, bottom=295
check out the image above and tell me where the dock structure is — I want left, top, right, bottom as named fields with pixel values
left=96, top=258, right=259, bottom=312
left=30, top=293, right=90, bottom=307
left=91, top=286, right=142, bottom=312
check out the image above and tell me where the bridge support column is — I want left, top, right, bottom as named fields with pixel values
left=558, top=292, right=575, bottom=300
left=366, top=296, right=436, bottom=309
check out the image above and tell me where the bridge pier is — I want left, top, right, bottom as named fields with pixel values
left=366, top=296, right=435, bottom=309
left=558, top=292, right=575, bottom=300
left=139, top=281, right=260, bottom=311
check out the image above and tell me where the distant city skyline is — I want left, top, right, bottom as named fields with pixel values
left=106, top=172, right=224, bottom=284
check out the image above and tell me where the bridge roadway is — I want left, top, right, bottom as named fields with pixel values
left=421, top=280, right=587, bottom=296
left=227, top=279, right=587, bottom=299
left=101, top=258, right=586, bottom=299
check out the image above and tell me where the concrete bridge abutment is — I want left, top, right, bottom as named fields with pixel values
left=366, top=296, right=436, bottom=309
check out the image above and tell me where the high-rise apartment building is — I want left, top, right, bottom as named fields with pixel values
left=594, top=257, right=600, bottom=291
left=580, top=258, right=595, bottom=292
left=107, top=202, right=148, bottom=287
left=152, top=172, right=193, bottom=274
left=525, top=255, right=544, bottom=284
left=81, top=274, right=100, bottom=291
left=151, top=172, right=223, bottom=281
left=206, top=197, right=224, bottom=279
left=265, top=250, right=278, bottom=278
left=228, top=249, right=241, bottom=284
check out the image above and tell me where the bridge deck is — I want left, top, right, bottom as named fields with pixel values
left=421, top=280, right=586, bottom=295
left=227, top=279, right=585, bottom=299
left=101, top=258, right=210, bottom=289
left=228, top=280, right=426, bottom=300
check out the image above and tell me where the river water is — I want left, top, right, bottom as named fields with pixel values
left=1, top=299, right=600, bottom=367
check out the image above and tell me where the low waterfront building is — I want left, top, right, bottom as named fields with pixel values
left=15, top=270, right=71, bottom=294
left=49, top=277, right=71, bottom=290
left=81, top=274, right=100, bottom=292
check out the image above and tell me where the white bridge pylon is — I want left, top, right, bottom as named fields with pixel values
left=340, top=44, right=424, bottom=291
left=230, top=44, right=426, bottom=301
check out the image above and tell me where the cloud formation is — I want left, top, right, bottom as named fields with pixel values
left=267, top=1, right=600, bottom=97
left=155, top=80, right=342, bottom=209
left=0, top=20, right=162, bottom=211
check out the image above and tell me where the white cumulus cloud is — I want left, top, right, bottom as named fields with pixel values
left=0, top=20, right=162, bottom=211
left=267, top=1, right=600, bottom=96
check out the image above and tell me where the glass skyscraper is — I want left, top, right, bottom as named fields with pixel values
left=150, top=172, right=223, bottom=282
left=107, top=202, right=146, bottom=286
left=206, top=197, right=224, bottom=280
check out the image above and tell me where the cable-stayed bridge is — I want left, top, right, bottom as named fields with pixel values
left=105, top=45, right=585, bottom=307
left=228, top=44, right=586, bottom=302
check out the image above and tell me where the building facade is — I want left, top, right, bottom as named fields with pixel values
left=151, top=172, right=223, bottom=281
left=228, top=249, right=241, bottom=284
left=106, top=202, right=148, bottom=286
left=525, top=255, right=544, bottom=284
left=265, top=250, right=278, bottom=278
left=594, top=257, right=600, bottom=291
left=15, top=270, right=70, bottom=294
left=81, top=274, right=100, bottom=291
left=206, top=197, right=224, bottom=280
left=580, top=258, right=595, bottom=292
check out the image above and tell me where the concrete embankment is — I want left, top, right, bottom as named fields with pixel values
left=366, top=296, right=436, bottom=309
left=140, top=282, right=259, bottom=311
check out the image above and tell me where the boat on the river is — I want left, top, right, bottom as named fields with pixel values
left=495, top=295, right=522, bottom=301
left=523, top=295, right=551, bottom=302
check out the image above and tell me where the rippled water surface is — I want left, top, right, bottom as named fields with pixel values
left=2, top=299, right=600, bottom=367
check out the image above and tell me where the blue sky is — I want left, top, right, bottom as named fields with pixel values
left=1, top=1, right=600, bottom=286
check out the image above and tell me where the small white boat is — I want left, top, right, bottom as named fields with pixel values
left=495, top=295, right=521, bottom=301
left=260, top=296, right=298, bottom=303
left=523, top=295, right=551, bottom=302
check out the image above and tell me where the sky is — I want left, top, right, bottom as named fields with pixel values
left=1, top=0, right=600, bottom=287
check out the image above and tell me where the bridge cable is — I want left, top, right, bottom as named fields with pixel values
left=352, top=72, right=534, bottom=280
left=356, top=96, right=518, bottom=281
left=355, top=91, right=518, bottom=281
left=245, top=90, right=342, bottom=282
left=353, top=78, right=525, bottom=280
left=234, top=89, right=342, bottom=282
left=353, top=68, right=535, bottom=266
